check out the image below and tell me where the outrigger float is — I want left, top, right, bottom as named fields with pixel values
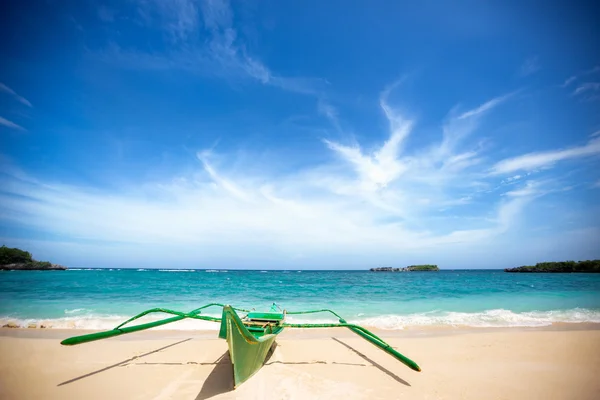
left=61, top=303, right=421, bottom=388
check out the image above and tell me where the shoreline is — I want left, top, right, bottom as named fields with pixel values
left=2, top=321, right=600, bottom=341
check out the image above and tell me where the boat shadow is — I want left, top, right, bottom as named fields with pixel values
left=194, top=351, right=234, bottom=400
left=193, top=337, right=410, bottom=398
left=57, top=338, right=193, bottom=387
left=331, top=337, right=411, bottom=387
left=195, top=342, right=278, bottom=399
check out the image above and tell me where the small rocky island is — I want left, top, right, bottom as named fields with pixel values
left=505, top=260, right=600, bottom=273
left=0, top=245, right=67, bottom=271
left=370, top=265, right=439, bottom=272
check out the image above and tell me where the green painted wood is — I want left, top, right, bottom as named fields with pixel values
left=60, top=315, right=186, bottom=345
left=60, top=307, right=222, bottom=346
left=222, top=305, right=280, bottom=388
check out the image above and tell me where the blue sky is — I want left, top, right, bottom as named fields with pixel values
left=1, top=0, right=599, bottom=269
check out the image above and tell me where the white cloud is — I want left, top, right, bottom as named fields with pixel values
left=323, top=86, right=415, bottom=192
left=504, top=181, right=540, bottom=197
left=0, top=89, right=537, bottom=262
left=136, top=0, right=200, bottom=42
left=317, top=99, right=341, bottom=131
left=561, top=65, right=600, bottom=89
left=0, top=148, right=534, bottom=262
left=504, top=175, right=522, bottom=183
left=519, top=56, right=540, bottom=77
left=201, top=0, right=232, bottom=30
left=457, top=92, right=514, bottom=120
left=491, top=137, right=600, bottom=174
left=572, top=82, right=600, bottom=96
left=0, top=116, right=25, bottom=131
left=120, top=0, right=323, bottom=95
left=0, top=83, right=32, bottom=107
left=561, top=76, right=576, bottom=88
left=4, top=82, right=595, bottom=267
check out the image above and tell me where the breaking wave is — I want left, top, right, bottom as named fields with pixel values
left=2, top=308, right=599, bottom=330
left=0, top=313, right=221, bottom=331
left=286, top=308, right=600, bottom=329
left=158, top=269, right=195, bottom=272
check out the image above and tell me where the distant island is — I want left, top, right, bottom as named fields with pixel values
left=505, top=260, right=600, bottom=273
left=370, top=265, right=439, bottom=272
left=0, top=245, right=67, bottom=271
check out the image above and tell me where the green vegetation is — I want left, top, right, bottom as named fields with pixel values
left=405, top=265, right=439, bottom=271
left=0, top=245, right=65, bottom=270
left=0, top=245, right=33, bottom=264
left=370, top=265, right=439, bottom=272
left=505, top=260, right=600, bottom=273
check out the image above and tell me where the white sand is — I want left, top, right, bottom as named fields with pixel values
left=1, top=326, right=599, bottom=399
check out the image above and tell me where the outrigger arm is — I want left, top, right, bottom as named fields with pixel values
left=284, top=309, right=421, bottom=372
left=60, top=303, right=248, bottom=346
left=60, top=304, right=421, bottom=372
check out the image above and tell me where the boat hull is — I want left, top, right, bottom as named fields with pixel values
left=220, top=305, right=283, bottom=388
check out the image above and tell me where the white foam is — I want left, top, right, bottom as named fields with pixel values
left=0, top=313, right=220, bottom=331
left=158, top=269, right=195, bottom=272
left=64, top=308, right=87, bottom=315
left=3, top=308, right=599, bottom=331
left=287, top=308, right=600, bottom=329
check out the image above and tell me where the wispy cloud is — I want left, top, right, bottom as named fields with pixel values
left=491, top=137, right=600, bottom=174
left=561, top=76, right=577, bottom=88
left=456, top=92, right=514, bottom=120
left=319, top=87, right=526, bottom=227
left=505, top=183, right=536, bottom=197
left=561, top=65, right=600, bottom=93
left=0, top=83, right=32, bottom=107
left=323, top=85, right=415, bottom=193
left=430, top=92, right=513, bottom=167
left=519, top=56, right=540, bottom=77
left=572, top=82, right=600, bottom=96
left=317, top=99, right=341, bottom=131
left=134, top=0, right=200, bottom=42
left=198, top=0, right=325, bottom=94
left=101, top=0, right=324, bottom=95
left=0, top=116, right=25, bottom=131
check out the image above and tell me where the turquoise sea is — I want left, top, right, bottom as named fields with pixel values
left=1, top=269, right=599, bottom=330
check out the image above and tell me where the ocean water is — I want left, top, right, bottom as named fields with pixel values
left=1, top=269, right=599, bottom=330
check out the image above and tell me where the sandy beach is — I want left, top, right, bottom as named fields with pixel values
left=1, top=325, right=599, bottom=400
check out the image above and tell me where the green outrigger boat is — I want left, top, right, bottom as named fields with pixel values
left=61, top=303, right=420, bottom=388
